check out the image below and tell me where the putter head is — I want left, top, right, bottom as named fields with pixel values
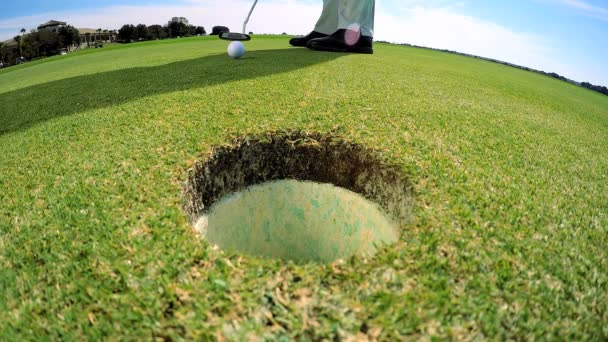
left=219, top=32, right=251, bottom=41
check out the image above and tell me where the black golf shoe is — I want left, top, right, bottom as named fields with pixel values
left=307, top=29, right=373, bottom=54
left=289, top=31, right=328, bottom=47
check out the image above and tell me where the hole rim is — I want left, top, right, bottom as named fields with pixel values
left=183, top=130, right=415, bottom=232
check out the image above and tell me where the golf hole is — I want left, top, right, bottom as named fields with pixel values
left=183, top=131, right=414, bottom=263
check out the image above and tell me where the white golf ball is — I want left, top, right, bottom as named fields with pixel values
left=227, top=41, right=245, bottom=59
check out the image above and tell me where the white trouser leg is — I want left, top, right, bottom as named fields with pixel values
left=314, top=0, right=375, bottom=37
left=314, top=0, right=339, bottom=35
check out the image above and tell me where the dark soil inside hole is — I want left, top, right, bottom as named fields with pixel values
left=182, top=131, right=415, bottom=261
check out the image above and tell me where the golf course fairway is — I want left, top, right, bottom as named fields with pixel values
left=1, top=36, right=607, bottom=339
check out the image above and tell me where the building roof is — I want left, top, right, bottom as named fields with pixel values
left=38, top=20, right=67, bottom=29
left=78, top=28, right=98, bottom=34
left=78, top=28, right=116, bottom=35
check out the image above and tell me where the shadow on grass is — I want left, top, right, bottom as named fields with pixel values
left=0, top=48, right=341, bottom=135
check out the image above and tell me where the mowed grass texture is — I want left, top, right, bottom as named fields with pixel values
left=1, top=36, right=607, bottom=339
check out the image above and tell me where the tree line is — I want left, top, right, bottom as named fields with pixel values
left=382, top=41, right=608, bottom=98
left=580, top=82, right=608, bottom=96
left=117, top=22, right=207, bottom=42
left=0, top=18, right=229, bottom=69
left=0, top=26, right=80, bottom=67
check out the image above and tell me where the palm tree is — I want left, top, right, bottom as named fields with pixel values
left=13, top=35, right=22, bottom=57
left=96, top=28, right=102, bottom=42
left=20, top=28, right=26, bottom=35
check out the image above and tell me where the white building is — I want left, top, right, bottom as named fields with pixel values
left=38, top=20, right=67, bottom=33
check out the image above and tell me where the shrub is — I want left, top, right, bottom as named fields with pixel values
left=211, top=26, right=229, bottom=35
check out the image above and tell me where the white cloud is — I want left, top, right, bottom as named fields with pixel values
left=375, top=6, right=573, bottom=77
left=0, top=0, right=322, bottom=39
left=559, top=0, right=608, bottom=21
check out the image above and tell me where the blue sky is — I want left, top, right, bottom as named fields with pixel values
left=458, top=0, right=608, bottom=84
left=1, top=0, right=607, bottom=86
left=0, top=0, right=168, bottom=19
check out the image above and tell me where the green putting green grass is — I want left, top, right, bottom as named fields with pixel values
left=1, top=36, right=607, bottom=339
